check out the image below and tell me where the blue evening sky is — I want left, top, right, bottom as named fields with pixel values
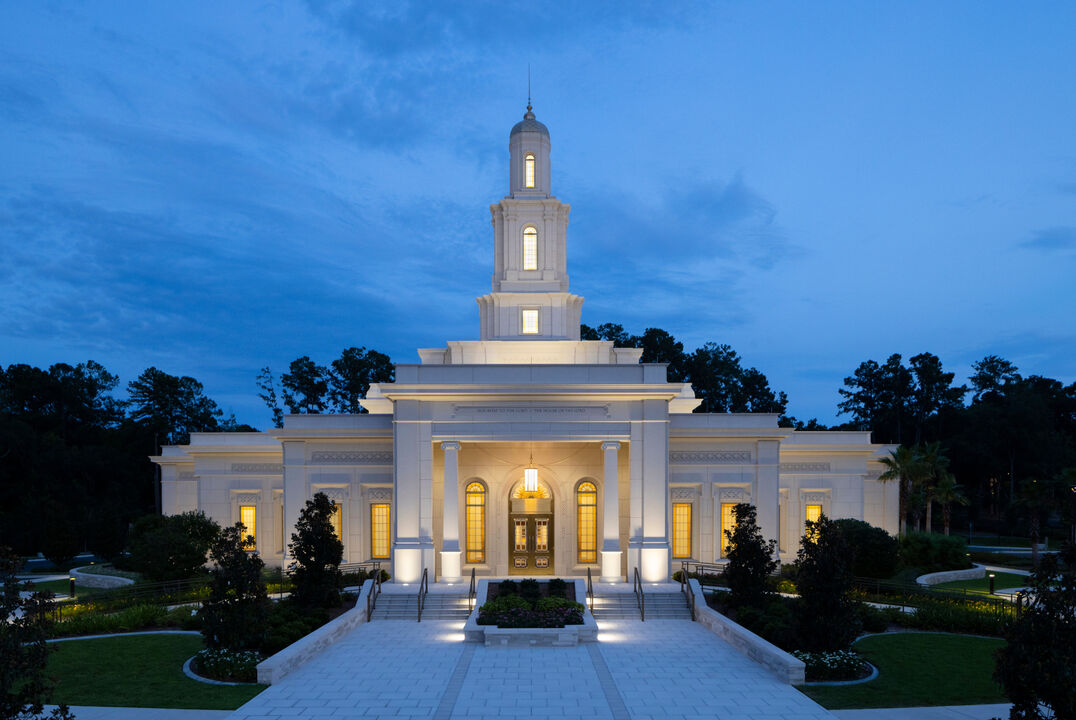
left=2, top=2, right=1074, bottom=428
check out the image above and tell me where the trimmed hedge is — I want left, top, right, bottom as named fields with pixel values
left=899, top=533, right=972, bottom=572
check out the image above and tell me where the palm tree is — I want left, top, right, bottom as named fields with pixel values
left=932, top=472, right=969, bottom=535
left=919, top=442, right=951, bottom=534
left=879, top=445, right=926, bottom=536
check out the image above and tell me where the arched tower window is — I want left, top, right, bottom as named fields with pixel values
left=525, top=153, right=535, bottom=188
left=465, top=482, right=486, bottom=563
left=522, top=227, right=538, bottom=271
left=577, top=481, right=597, bottom=563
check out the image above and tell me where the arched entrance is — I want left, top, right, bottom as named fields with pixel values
left=508, top=479, right=554, bottom=575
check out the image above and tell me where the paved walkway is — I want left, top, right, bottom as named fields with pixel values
left=226, top=618, right=834, bottom=720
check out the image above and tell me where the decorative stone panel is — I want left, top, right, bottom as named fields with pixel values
left=670, top=486, right=700, bottom=500
left=780, top=462, right=830, bottom=473
left=669, top=451, right=752, bottom=465
left=801, top=492, right=829, bottom=505
left=317, top=487, right=348, bottom=503
left=234, top=492, right=261, bottom=505
left=232, top=463, right=283, bottom=473
left=715, top=487, right=749, bottom=503
left=310, top=451, right=393, bottom=465
left=364, top=487, right=392, bottom=502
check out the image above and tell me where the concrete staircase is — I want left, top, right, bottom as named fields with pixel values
left=591, top=591, right=693, bottom=620
left=369, top=593, right=472, bottom=621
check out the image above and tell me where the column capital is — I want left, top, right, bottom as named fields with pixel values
left=601, top=441, right=621, bottom=452
left=441, top=441, right=461, bottom=452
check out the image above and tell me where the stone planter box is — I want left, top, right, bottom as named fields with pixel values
left=463, top=578, right=597, bottom=646
left=917, top=565, right=984, bottom=586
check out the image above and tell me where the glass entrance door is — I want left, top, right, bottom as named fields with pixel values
left=508, top=514, right=554, bottom=575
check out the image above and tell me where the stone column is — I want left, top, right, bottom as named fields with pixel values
left=440, top=441, right=462, bottom=583
left=600, top=441, right=623, bottom=582
left=756, top=439, right=780, bottom=554
left=392, top=399, right=434, bottom=583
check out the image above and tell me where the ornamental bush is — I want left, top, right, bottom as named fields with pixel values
left=126, top=511, right=220, bottom=582
left=899, top=532, right=972, bottom=572
left=791, top=649, right=868, bottom=682
left=193, top=648, right=261, bottom=684
left=794, top=513, right=861, bottom=651
left=199, top=523, right=269, bottom=651
left=288, top=493, right=344, bottom=609
left=832, top=519, right=899, bottom=579
left=724, top=503, right=778, bottom=609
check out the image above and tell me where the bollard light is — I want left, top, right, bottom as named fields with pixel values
left=69, top=576, right=75, bottom=598
left=988, top=573, right=996, bottom=595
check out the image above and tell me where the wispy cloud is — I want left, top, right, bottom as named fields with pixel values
left=1021, top=226, right=1076, bottom=252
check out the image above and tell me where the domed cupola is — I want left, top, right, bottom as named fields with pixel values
left=508, top=101, right=551, bottom=197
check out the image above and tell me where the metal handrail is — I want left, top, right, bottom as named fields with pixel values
left=682, top=573, right=696, bottom=621
left=467, top=567, right=477, bottom=612
left=633, top=567, right=645, bottom=622
left=366, top=568, right=383, bottom=621
left=586, top=567, right=594, bottom=613
left=417, top=567, right=429, bottom=622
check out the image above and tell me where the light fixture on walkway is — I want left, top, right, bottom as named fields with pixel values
left=524, top=448, right=538, bottom=494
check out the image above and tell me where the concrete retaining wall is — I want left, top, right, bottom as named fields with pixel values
left=688, top=579, right=805, bottom=685
left=256, top=580, right=372, bottom=684
left=917, top=566, right=984, bottom=586
left=70, top=566, right=135, bottom=589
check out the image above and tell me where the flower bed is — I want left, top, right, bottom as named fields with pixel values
left=192, top=647, right=263, bottom=683
left=791, top=649, right=871, bottom=682
left=476, top=579, right=584, bottom=628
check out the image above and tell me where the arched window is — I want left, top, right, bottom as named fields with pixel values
left=577, top=482, right=597, bottom=563
left=465, top=482, right=486, bottom=563
left=525, top=153, right=535, bottom=188
left=522, top=227, right=538, bottom=270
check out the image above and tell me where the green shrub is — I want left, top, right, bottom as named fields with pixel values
left=736, top=597, right=796, bottom=650
left=791, top=649, right=868, bottom=682
left=288, top=493, right=344, bottom=609
left=856, top=603, right=890, bottom=633
left=535, top=597, right=584, bottom=612
left=260, top=600, right=330, bottom=655
left=199, top=523, right=269, bottom=651
left=833, top=519, right=899, bottom=578
left=899, top=533, right=972, bottom=572
left=126, top=511, right=220, bottom=582
left=51, top=604, right=168, bottom=637
left=547, top=578, right=568, bottom=596
left=519, top=579, right=540, bottom=601
left=896, top=598, right=1013, bottom=636
left=725, top=503, right=778, bottom=609
left=498, top=579, right=518, bottom=596
left=480, top=595, right=531, bottom=613
left=795, top=514, right=861, bottom=651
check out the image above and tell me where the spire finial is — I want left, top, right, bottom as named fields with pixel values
left=527, top=65, right=532, bottom=113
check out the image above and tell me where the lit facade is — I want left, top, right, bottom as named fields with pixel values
left=152, top=104, right=898, bottom=583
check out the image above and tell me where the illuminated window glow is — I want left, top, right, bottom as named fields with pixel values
left=521, top=309, right=539, bottom=334
left=720, top=503, right=736, bottom=558
left=514, top=519, right=527, bottom=552
left=465, top=482, right=485, bottom=564
left=239, top=505, right=256, bottom=551
left=577, top=482, right=597, bottom=563
left=525, top=153, right=535, bottom=188
left=371, top=503, right=390, bottom=559
left=535, top=518, right=549, bottom=552
left=805, top=504, right=822, bottom=541
left=330, top=503, right=342, bottom=539
left=522, top=227, right=538, bottom=270
left=672, top=503, right=692, bottom=559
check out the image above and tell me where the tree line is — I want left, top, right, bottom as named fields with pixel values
left=3, top=327, right=1073, bottom=561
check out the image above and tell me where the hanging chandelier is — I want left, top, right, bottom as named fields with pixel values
left=524, top=466, right=538, bottom=494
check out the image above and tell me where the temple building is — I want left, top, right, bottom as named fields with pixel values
left=152, top=104, right=897, bottom=584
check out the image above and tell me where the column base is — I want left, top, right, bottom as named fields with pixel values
left=440, top=550, right=462, bottom=583
left=600, top=550, right=623, bottom=583
left=392, top=545, right=435, bottom=583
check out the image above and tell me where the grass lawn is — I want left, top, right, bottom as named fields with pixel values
left=935, top=572, right=1027, bottom=595
left=26, top=579, right=110, bottom=597
left=800, top=633, right=1006, bottom=709
left=45, top=634, right=265, bottom=710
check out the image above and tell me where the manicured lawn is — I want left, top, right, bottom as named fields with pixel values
left=935, top=571, right=1027, bottom=595
left=45, top=634, right=265, bottom=710
left=800, top=632, right=1007, bottom=709
left=26, top=579, right=110, bottom=597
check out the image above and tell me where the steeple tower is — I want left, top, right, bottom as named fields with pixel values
left=478, top=104, right=582, bottom=340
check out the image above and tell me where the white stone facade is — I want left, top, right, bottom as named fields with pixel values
left=152, top=106, right=897, bottom=583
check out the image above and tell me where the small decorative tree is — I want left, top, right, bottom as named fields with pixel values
left=199, top=524, right=269, bottom=651
left=723, top=503, right=777, bottom=609
left=794, top=514, right=861, bottom=651
left=288, top=493, right=344, bottom=608
left=0, top=548, right=75, bottom=720
left=994, top=542, right=1076, bottom=719
left=126, top=510, right=220, bottom=581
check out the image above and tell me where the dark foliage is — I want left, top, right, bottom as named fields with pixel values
left=723, top=503, right=777, bottom=608
left=0, top=548, right=75, bottom=720
left=260, top=347, right=395, bottom=419
left=199, top=524, right=270, bottom=651
left=794, top=514, right=861, bottom=651
left=261, top=601, right=331, bottom=656
left=288, top=493, right=344, bottom=608
left=994, top=543, right=1076, bottom=719
left=498, top=579, right=518, bottom=596
left=898, top=532, right=972, bottom=572
left=832, top=518, right=899, bottom=578
left=126, top=511, right=220, bottom=582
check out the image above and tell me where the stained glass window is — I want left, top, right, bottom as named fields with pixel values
left=521, top=309, right=539, bottom=334
left=239, top=505, right=256, bottom=551
left=525, top=153, right=535, bottom=188
left=672, top=503, right=692, bottom=559
left=577, top=482, right=597, bottom=563
left=330, top=502, right=342, bottom=539
left=720, top=503, right=737, bottom=558
left=805, top=504, right=823, bottom=541
left=465, top=482, right=485, bottom=564
left=371, top=503, right=390, bottom=559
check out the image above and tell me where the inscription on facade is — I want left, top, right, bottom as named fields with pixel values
left=450, top=404, right=610, bottom=420
left=310, top=451, right=393, bottom=465
left=669, top=450, right=752, bottom=464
